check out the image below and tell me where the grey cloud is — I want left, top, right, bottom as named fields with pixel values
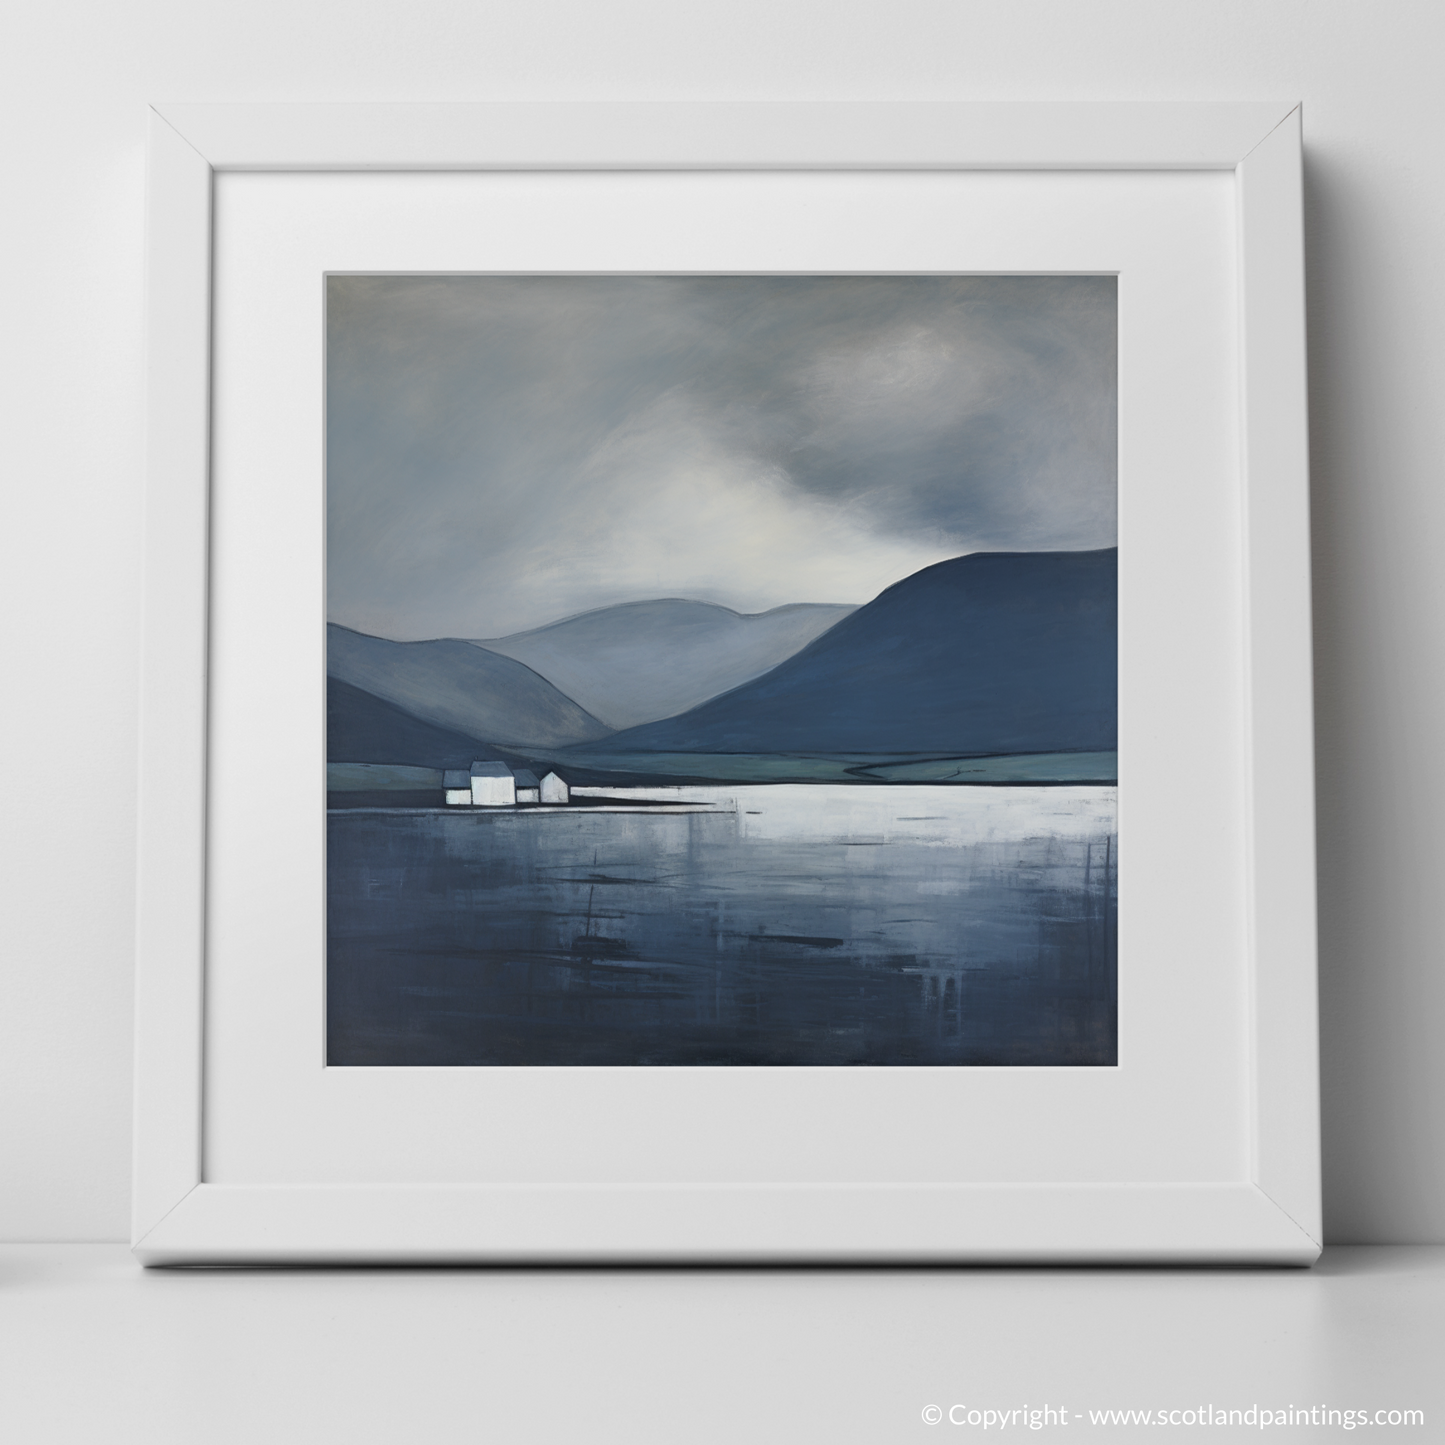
left=327, top=275, right=1115, bottom=638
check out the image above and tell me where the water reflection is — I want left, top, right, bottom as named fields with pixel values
left=327, top=785, right=1117, bottom=1066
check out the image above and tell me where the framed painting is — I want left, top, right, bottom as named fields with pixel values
left=134, top=103, right=1320, bottom=1263
left=324, top=271, right=1118, bottom=1069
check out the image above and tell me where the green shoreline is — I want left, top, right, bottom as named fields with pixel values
left=327, top=751, right=1117, bottom=793
left=554, top=749, right=1117, bottom=786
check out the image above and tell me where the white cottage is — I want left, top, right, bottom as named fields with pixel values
left=513, top=769, right=541, bottom=804
left=443, top=769, right=473, bottom=806
left=469, top=760, right=515, bottom=807
left=540, top=771, right=570, bottom=805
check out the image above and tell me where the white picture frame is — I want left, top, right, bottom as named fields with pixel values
left=135, top=102, right=1319, bottom=1265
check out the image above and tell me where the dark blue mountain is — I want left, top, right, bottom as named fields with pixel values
left=328, top=678, right=501, bottom=769
left=589, top=549, right=1116, bottom=756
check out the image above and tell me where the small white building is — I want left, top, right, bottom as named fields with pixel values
left=470, top=760, right=516, bottom=807
left=443, top=769, right=473, bottom=806
left=540, top=771, right=570, bottom=805
left=513, top=769, right=541, bottom=804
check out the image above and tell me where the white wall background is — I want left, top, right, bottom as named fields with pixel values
left=1, top=0, right=1440, bottom=1244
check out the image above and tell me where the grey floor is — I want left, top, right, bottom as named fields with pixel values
left=1, top=1245, right=1438, bottom=1442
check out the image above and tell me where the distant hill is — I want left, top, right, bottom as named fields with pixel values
left=327, top=678, right=500, bottom=769
left=588, top=550, right=1117, bottom=757
left=327, top=624, right=612, bottom=750
left=474, top=599, right=856, bottom=730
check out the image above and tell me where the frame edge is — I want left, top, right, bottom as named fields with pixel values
left=134, top=1182, right=1320, bottom=1267
left=132, top=110, right=213, bottom=1247
left=151, top=100, right=1298, bottom=172
left=1236, top=107, right=1323, bottom=1247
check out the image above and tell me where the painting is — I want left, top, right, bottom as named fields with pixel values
left=325, top=275, right=1117, bottom=1067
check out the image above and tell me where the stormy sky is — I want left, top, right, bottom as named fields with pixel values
left=327, top=274, right=1116, bottom=640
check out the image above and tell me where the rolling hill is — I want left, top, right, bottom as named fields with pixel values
left=473, top=599, right=856, bottom=730
left=327, top=677, right=500, bottom=769
left=327, top=624, right=612, bottom=750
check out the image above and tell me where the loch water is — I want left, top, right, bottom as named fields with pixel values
left=327, top=784, right=1117, bottom=1066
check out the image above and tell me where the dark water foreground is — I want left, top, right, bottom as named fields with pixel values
left=327, top=785, right=1117, bottom=1066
